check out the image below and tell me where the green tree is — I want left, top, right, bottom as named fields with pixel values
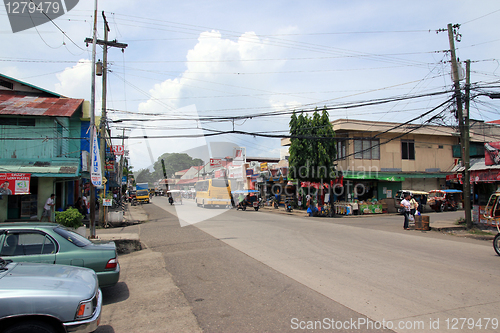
left=135, top=168, right=154, bottom=184
left=289, top=107, right=337, bottom=213
left=289, top=107, right=336, bottom=182
left=152, top=153, right=204, bottom=180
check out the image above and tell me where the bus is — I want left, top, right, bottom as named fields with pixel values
left=195, top=179, right=232, bottom=208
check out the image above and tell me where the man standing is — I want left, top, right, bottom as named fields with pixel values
left=41, top=194, right=55, bottom=222
left=400, top=193, right=411, bottom=230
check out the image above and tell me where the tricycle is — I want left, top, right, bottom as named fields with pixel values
left=232, top=190, right=260, bottom=211
left=427, top=189, right=462, bottom=212
left=482, top=190, right=500, bottom=256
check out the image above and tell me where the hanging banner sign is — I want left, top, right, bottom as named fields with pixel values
left=0, top=173, right=30, bottom=195
left=91, top=126, right=103, bottom=188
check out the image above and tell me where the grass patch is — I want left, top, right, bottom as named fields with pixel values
left=455, top=217, right=466, bottom=225
left=468, top=228, right=496, bottom=236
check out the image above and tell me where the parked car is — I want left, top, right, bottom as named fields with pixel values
left=394, top=190, right=428, bottom=214
left=427, top=189, right=463, bottom=212
left=0, top=257, right=101, bottom=333
left=0, top=223, right=119, bottom=287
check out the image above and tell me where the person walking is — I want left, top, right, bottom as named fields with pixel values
left=410, top=195, right=419, bottom=218
left=41, top=194, right=55, bottom=222
left=400, top=193, right=411, bottom=230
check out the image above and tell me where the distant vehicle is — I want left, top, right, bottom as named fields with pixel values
left=0, top=223, right=120, bottom=288
left=128, top=190, right=136, bottom=203
left=232, top=190, right=260, bottom=211
left=427, top=189, right=462, bottom=212
left=394, top=190, right=428, bottom=214
left=195, top=179, right=232, bottom=208
left=135, top=183, right=150, bottom=204
left=0, top=258, right=101, bottom=333
left=481, top=190, right=500, bottom=256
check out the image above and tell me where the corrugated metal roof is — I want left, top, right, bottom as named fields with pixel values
left=0, top=92, right=83, bottom=117
left=0, top=159, right=80, bottom=177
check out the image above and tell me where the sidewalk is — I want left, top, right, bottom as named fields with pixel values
left=261, top=205, right=464, bottom=230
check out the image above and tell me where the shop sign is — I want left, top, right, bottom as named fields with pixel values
left=210, top=158, right=223, bottom=168
left=233, top=147, right=246, bottom=166
left=0, top=173, right=30, bottom=195
left=103, top=198, right=112, bottom=207
left=485, top=142, right=500, bottom=166
left=112, top=145, right=124, bottom=155
left=260, top=162, right=268, bottom=171
left=471, top=169, right=500, bottom=182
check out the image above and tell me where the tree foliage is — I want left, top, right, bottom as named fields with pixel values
left=152, top=153, right=204, bottom=180
left=289, top=107, right=336, bottom=182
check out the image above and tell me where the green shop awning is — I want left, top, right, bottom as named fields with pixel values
left=342, top=171, right=405, bottom=182
left=0, top=159, right=80, bottom=178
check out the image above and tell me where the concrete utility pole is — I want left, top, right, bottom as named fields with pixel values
left=85, top=12, right=128, bottom=227
left=464, top=60, right=472, bottom=229
left=447, top=23, right=471, bottom=229
left=89, top=0, right=98, bottom=239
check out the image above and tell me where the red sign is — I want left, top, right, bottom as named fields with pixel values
left=210, top=158, right=223, bottom=168
left=111, top=145, right=124, bottom=156
left=485, top=142, right=500, bottom=166
left=0, top=173, right=31, bottom=195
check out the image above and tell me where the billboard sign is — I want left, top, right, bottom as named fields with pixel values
left=0, top=173, right=31, bottom=195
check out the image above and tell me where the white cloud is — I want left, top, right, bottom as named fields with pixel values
left=131, top=30, right=286, bottom=169
left=54, top=59, right=92, bottom=99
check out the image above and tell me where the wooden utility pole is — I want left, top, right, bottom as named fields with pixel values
left=85, top=12, right=127, bottom=227
left=447, top=23, right=471, bottom=228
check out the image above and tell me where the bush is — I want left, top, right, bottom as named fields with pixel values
left=55, top=207, right=84, bottom=229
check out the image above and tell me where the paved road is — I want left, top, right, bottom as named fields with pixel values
left=152, top=197, right=500, bottom=333
left=141, top=197, right=392, bottom=332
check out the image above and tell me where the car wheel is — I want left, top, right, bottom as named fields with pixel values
left=494, top=234, right=500, bottom=256
left=4, top=321, right=57, bottom=333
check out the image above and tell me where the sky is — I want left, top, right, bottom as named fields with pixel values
left=1, top=0, right=500, bottom=172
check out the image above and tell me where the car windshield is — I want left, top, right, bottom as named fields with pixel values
left=54, top=227, right=92, bottom=247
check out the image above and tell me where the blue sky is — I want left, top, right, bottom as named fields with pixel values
left=1, top=1, right=500, bottom=170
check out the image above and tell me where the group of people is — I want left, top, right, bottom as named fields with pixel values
left=400, top=193, right=420, bottom=230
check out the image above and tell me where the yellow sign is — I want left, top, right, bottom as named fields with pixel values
left=260, top=162, right=268, bottom=171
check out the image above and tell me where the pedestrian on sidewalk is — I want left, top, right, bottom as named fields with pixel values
left=41, top=194, right=55, bottom=222
left=400, top=193, right=411, bottom=230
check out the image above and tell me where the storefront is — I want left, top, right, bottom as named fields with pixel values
left=0, top=160, right=81, bottom=222
left=469, top=160, right=500, bottom=226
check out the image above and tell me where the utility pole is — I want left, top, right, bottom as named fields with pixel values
left=447, top=23, right=471, bottom=228
left=85, top=12, right=128, bottom=227
left=89, top=0, right=98, bottom=239
left=464, top=60, right=472, bottom=229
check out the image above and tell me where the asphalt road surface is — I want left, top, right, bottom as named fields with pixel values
left=144, top=197, right=499, bottom=332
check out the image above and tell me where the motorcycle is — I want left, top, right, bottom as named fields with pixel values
left=168, top=196, right=174, bottom=205
left=285, top=199, right=293, bottom=212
